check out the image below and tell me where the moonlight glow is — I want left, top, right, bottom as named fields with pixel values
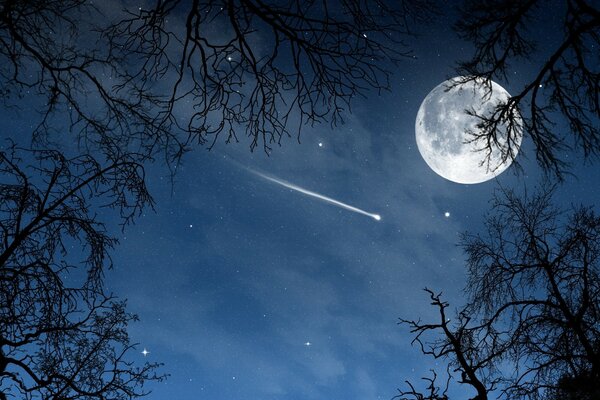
left=415, top=77, right=523, bottom=184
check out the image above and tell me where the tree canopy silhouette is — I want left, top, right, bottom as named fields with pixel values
left=399, top=186, right=600, bottom=400
left=0, top=146, right=163, bottom=399
left=0, top=0, right=433, bottom=163
left=3, top=0, right=596, bottom=175
left=454, top=0, right=600, bottom=178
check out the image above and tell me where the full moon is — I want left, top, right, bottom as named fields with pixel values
left=415, top=77, right=522, bottom=184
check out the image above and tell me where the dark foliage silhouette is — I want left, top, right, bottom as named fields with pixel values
left=454, top=0, right=600, bottom=178
left=0, top=146, right=163, bottom=399
left=400, top=186, right=600, bottom=400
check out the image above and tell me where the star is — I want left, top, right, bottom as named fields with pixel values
left=304, top=341, right=311, bottom=346
left=318, top=142, right=323, bottom=147
left=141, top=348, right=150, bottom=357
left=444, top=211, right=451, bottom=218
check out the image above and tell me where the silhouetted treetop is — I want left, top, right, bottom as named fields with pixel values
left=455, top=0, right=600, bottom=178
left=0, top=146, right=161, bottom=399
left=400, top=186, right=600, bottom=400
left=398, top=290, right=497, bottom=400
left=461, top=185, right=600, bottom=397
left=110, top=0, right=433, bottom=153
left=0, top=0, right=433, bottom=163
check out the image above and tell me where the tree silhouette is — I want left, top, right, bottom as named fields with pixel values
left=0, top=146, right=163, bottom=399
left=400, top=186, right=600, bottom=400
left=0, top=0, right=433, bottom=163
left=398, top=289, right=501, bottom=400
left=454, top=0, right=600, bottom=178
left=0, top=1, right=436, bottom=397
left=394, top=367, right=450, bottom=400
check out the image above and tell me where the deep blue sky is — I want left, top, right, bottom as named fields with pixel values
left=101, top=6, right=597, bottom=400
left=4, top=2, right=598, bottom=399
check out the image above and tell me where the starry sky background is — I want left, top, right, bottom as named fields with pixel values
left=3, top=2, right=599, bottom=400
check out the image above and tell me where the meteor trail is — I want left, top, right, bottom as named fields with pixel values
left=251, top=170, right=381, bottom=221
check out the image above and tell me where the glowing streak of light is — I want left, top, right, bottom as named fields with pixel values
left=252, top=170, right=381, bottom=222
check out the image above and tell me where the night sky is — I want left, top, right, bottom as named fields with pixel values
left=3, top=2, right=599, bottom=400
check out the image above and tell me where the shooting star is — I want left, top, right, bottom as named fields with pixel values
left=251, top=170, right=381, bottom=221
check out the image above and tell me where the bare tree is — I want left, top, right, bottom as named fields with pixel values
left=0, top=0, right=433, bottom=163
left=0, top=0, right=166, bottom=158
left=463, top=185, right=600, bottom=399
left=394, top=368, right=451, bottom=400
left=401, top=186, right=600, bottom=400
left=454, top=0, right=600, bottom=178
left=398, top=290, right=502, bottom=400
left=0, top=146, right=163, bottom=399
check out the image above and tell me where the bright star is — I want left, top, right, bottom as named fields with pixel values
left=304, top=341, right=311, bottom=346
left=318, top=142, right=323, bottom=147
left=141, top=348, right=150, bottom=356
left=444, top=211, right=450, bottom=218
